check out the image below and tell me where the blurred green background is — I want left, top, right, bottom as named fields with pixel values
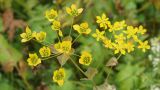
left=0, top=0, right=160, bottom=90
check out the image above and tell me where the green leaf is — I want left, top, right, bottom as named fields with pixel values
left=115, top=63, right=145, bottom=90
left=0, top=34, right=22, bottom=64
left=0, top=34, right=22, bottom=72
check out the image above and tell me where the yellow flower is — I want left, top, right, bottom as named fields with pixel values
left=66, top=4, right=83, bottom=16
left=92, top=29, right=105, bottom=41
left=103, top=38, right=113, bottom=49
left=39, top=46, right=51, bottom=57
left=73, top=22, right=91, bottom=34
left=124, top=26, right=138, bottom=39
left=109, top=20, right=126, bottom=32
left=27, top=53, right=41, bottom=66
left=53, top=68, right=65, bottom=86
left=137, top=25, right=146, bottom=35
left=45, top=9, right=58, bottom=21
left=20, top=26, right=34, bottom=43
left=54, top=41, right=72, bottom=54
left=138, top=41, right=150, bottom=52
left=125, top=41, right=134, bottom=53
left=54, top=42, right=63, bottom=53
left=51, top=20, right=61, bottom=30
left=114, top=33, right=126, bottom=44
left=51, top=20, right=63, bottom=37
left=35, top=31, right=46, bottom=42
left=112, top=43, right=126, bottom=55
left=58, top=30, right=63, bottom=37
left=61, top=41, right=72, bottom=54
left=79, top=51, right=92, bottom=66
left=96, top=13, right=111, bottom=29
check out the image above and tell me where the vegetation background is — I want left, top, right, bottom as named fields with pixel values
left=0, top=0, right=160, bottom=90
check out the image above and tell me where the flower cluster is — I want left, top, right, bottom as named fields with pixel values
left=20, top=4, right=150, bottom=87
left=53, top=68, right=65, bottom=86
left=79, top=51, right=92, bottom=66
left=73, top=22, right=91, bottom=34
left=92, top=13, right=150, bottom=55
left=20, top=4, right=94, bottom=86
left=20, top=26, right=46, bottom=43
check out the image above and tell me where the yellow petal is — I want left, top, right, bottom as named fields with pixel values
left=26, top=26, right=31, bottom=33
left=66, top=7, right=71, bottom=14
left=21, top=39, right=27, bottom=42
left=20, top=33, right=26, bottom=38
left=71, top=4, right=76, bottom=9
left=79, top=58, right=84, bottom=65
left=114, top=50, right=119, bottom=54
left=102, top=13, right=106, bottom=19
left=73, top=24, right=80, bottom=31
left=92, top=33, right=97, bottom=38
left=32, top=32, right=37, bottom=37
left=58, top=30, right=63, bottom=37
left=57, top=80, right=64, bottom=86
left=86, top=29, right=91, bottom=34
left=78, top=8, right=83, bottom=14
left=96, top=16, right=101, bottom=20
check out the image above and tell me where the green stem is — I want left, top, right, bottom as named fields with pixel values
left=92, top=80, right=98, bottom=90
left=70, top=57, right=98, bottom=88
left=72, top=53, right=81, bottom=57
left=33, top=39, right=49, bottom=46
left=69, top=18, right=74, bottom=36
left=22, top=76, right=32, bottom=90
left=69, top=57, right=87, bottom=77
left=116, top=54, right=122, bottom=61
left=15, top=66, right=32, bottom=90
left=72, top=34, right=81, bottom=44
left=41, top=53, right=62, bottom=60
left=56, top=30, right=61, bottom=42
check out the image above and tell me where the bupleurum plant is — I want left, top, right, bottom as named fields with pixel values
left=20, top=4, right=150, bottom=87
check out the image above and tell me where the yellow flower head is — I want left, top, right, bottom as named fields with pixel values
left=73, top=22, right=91, bottom=34
left=109, top=20, right=126, bottom=32
left=20, top=26, right=34, bottom=43
left=27, top=53, right=41, bottom=66
left=53, top=68, right=65, bottom=86
left=138, top=41, right=150, bottom=52
left=51, top=20, right=63, bottom=37
left=54, top=42, right=62, bottom=52
left=58, top=30, right=63, bottom=37
left=39, top=46, right=51, bottom=57
left=114, top=33, right=126, bottom=44
left=124, top=26, right=138, bottom=39
left=137, top=25, right=146, bottom=35
left=35, top=31, right=46, bottom=42
left=112, top=43, right=126, bottom=55
left=51, top=20, right=61, bottom=30
left=66, top=4, right=83, bottom=16
left=54, top=41, right=72, bottom=54
left=92, top=29, right=105, bottom=41
left=103, top=38, right=113, bottom=49
left=45, top=9, right=58, bottom=21
left=61, top=41, right=72, bottom=54
left=79, top=51, right=92, bottom=66
left=125, top=41, right=135, bottom=53
left=96, top=13, right=111, bottom=29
